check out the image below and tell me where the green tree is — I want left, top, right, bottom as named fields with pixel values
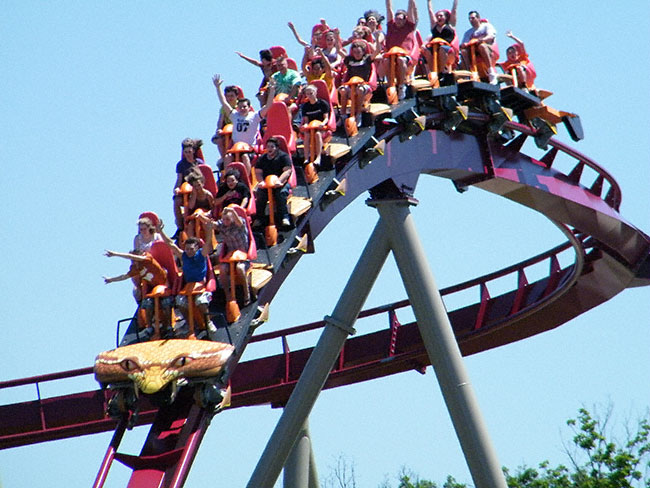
left=330, top=407, right=650, bottom=488
left=378, top=467, right=466, bottom=488
left=505, top=408, right=650, bottom=488
left=398, top=473, right=466, bottom=488
left=395, top=467, right=436, bottom=488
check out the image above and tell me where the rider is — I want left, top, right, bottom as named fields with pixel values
left=253, top=136, right=293, bottom=230
left=384, top=0, right=419, bottom=100
left=234, top=49, right=276, bottom=105
left=320, top=29, right=344, bottom=71
left=214, top=168, right=251, bottom=214
left=342, top=25, right=376, bottom=52
left=184, top=170, right=215, bottom=239
left=300, top=84, right=331, bottom=168
left=133, top=216, right=163, bottom=253
left=211, top=84, right=242, bottom=158
left=199, top=207, right=251, bottom=306
left=460, top=10, right=499, bottom=83
left=302, top=47, right=335, bottom=91
left=103, top=248, right=170, bottom=334
left=339, top=40, right=380, bottom=119
left=364, top=9, right=386, bottom=52
left=212, top=74, right=276, bottom=175
left=187, top=170, right=215, bottom=214
left=172, top=138, right=203, bottom=239
left=499, top=30, right=536, bottom=91
left=270, top=55, right=302, bottom=100
left=160, top=225, right=216, bottom=334
left=287, top=19, right=330, bottom=49
left=422, top=0, right=458, bottom=79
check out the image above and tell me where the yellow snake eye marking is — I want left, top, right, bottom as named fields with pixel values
left=120, top=358, right=141, bottom=373
left=172, top=356, right=193, bottom=368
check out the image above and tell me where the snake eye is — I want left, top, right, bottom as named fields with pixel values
left=172, top=356, right=193, bottom=368
left=120, top=359, right=140, bottom=372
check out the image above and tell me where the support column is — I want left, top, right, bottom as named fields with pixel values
left=308, top=434, right=319, bottom=488
left=283, top=426, right=310, bottom=488
left=373, top=199, right=508, bottom=488
left=283, top=421, right=318, bottom=488
left=247, top=220, right=391, bottom=488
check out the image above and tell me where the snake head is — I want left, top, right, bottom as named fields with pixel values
left=94, top=339, right=235, bottom=395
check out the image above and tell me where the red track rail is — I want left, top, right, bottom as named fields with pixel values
left=0, top=236, right=586, bottom=449
left=1, top=96, right=648, bottom=488
left=502, top=121, right=622, bottom=209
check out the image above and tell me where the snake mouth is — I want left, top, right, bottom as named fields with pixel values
left=139, top=378, right=184, bottom=406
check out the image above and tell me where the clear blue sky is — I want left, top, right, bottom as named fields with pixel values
left=1, top=1, right=648, bottom=487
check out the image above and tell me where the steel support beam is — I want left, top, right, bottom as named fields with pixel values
left=247, top=220, right=391, bottom=488
left=372, top=199, right=507, bottom=488
left=283, top=421, right=318, bottom=488
left=308, top=433, right=319, bottom=488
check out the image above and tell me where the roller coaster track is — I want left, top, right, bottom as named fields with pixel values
left=2, top=90, right=649, bottom=486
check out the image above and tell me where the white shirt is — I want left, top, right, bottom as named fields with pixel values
left=462, top=21, right=496, bottom=45
left=230, top=110, right=262, bottom=146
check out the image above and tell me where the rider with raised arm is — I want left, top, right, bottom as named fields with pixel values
left=384, top=0, right=419, bottom=100
left=235, top=49, right=275, bottom=81
left=103, top=249, right=167, bottom=300
left=342, top=25, right=375, bottom=52
left=460, top=10, right=499, bottom=83
left=234, top=49, right=276, bottom=105
left=211, top=84, right=241, bottom=157
left=287, top=19, right=330, bottom=49
left=212, top=74, right=276, bottom=174
left=302, top=46, right=335, bottom=91
left=103, top=248, right=170, bottom=335
left=499, top=30, right=536, bottom=90
left=422, top=0, right=458, bottom=79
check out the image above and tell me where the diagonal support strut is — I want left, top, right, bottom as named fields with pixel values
left=247, top=219, right=391, bottom=487
left=248, top=197, right=507, bottom=488
left=372, top=198, right=507, bottom=488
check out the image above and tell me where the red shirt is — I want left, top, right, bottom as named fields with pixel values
left=385, top=19, right=417, bottom=53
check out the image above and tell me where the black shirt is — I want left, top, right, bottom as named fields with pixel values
left=300, top=98, right=330, bottom=122
left=344, top=54, right=373, bottom=82
left=216, top=181, right=250, bottom=207
left=431, top=24, right=455, bottom=44
left=257, top=150, right=292, bottom=179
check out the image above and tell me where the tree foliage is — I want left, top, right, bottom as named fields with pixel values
left=325, top=407, right=650, bottom=488
left=504, top=408, right=650, bottom=488
left=396, top=472, right=466, bottom=488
